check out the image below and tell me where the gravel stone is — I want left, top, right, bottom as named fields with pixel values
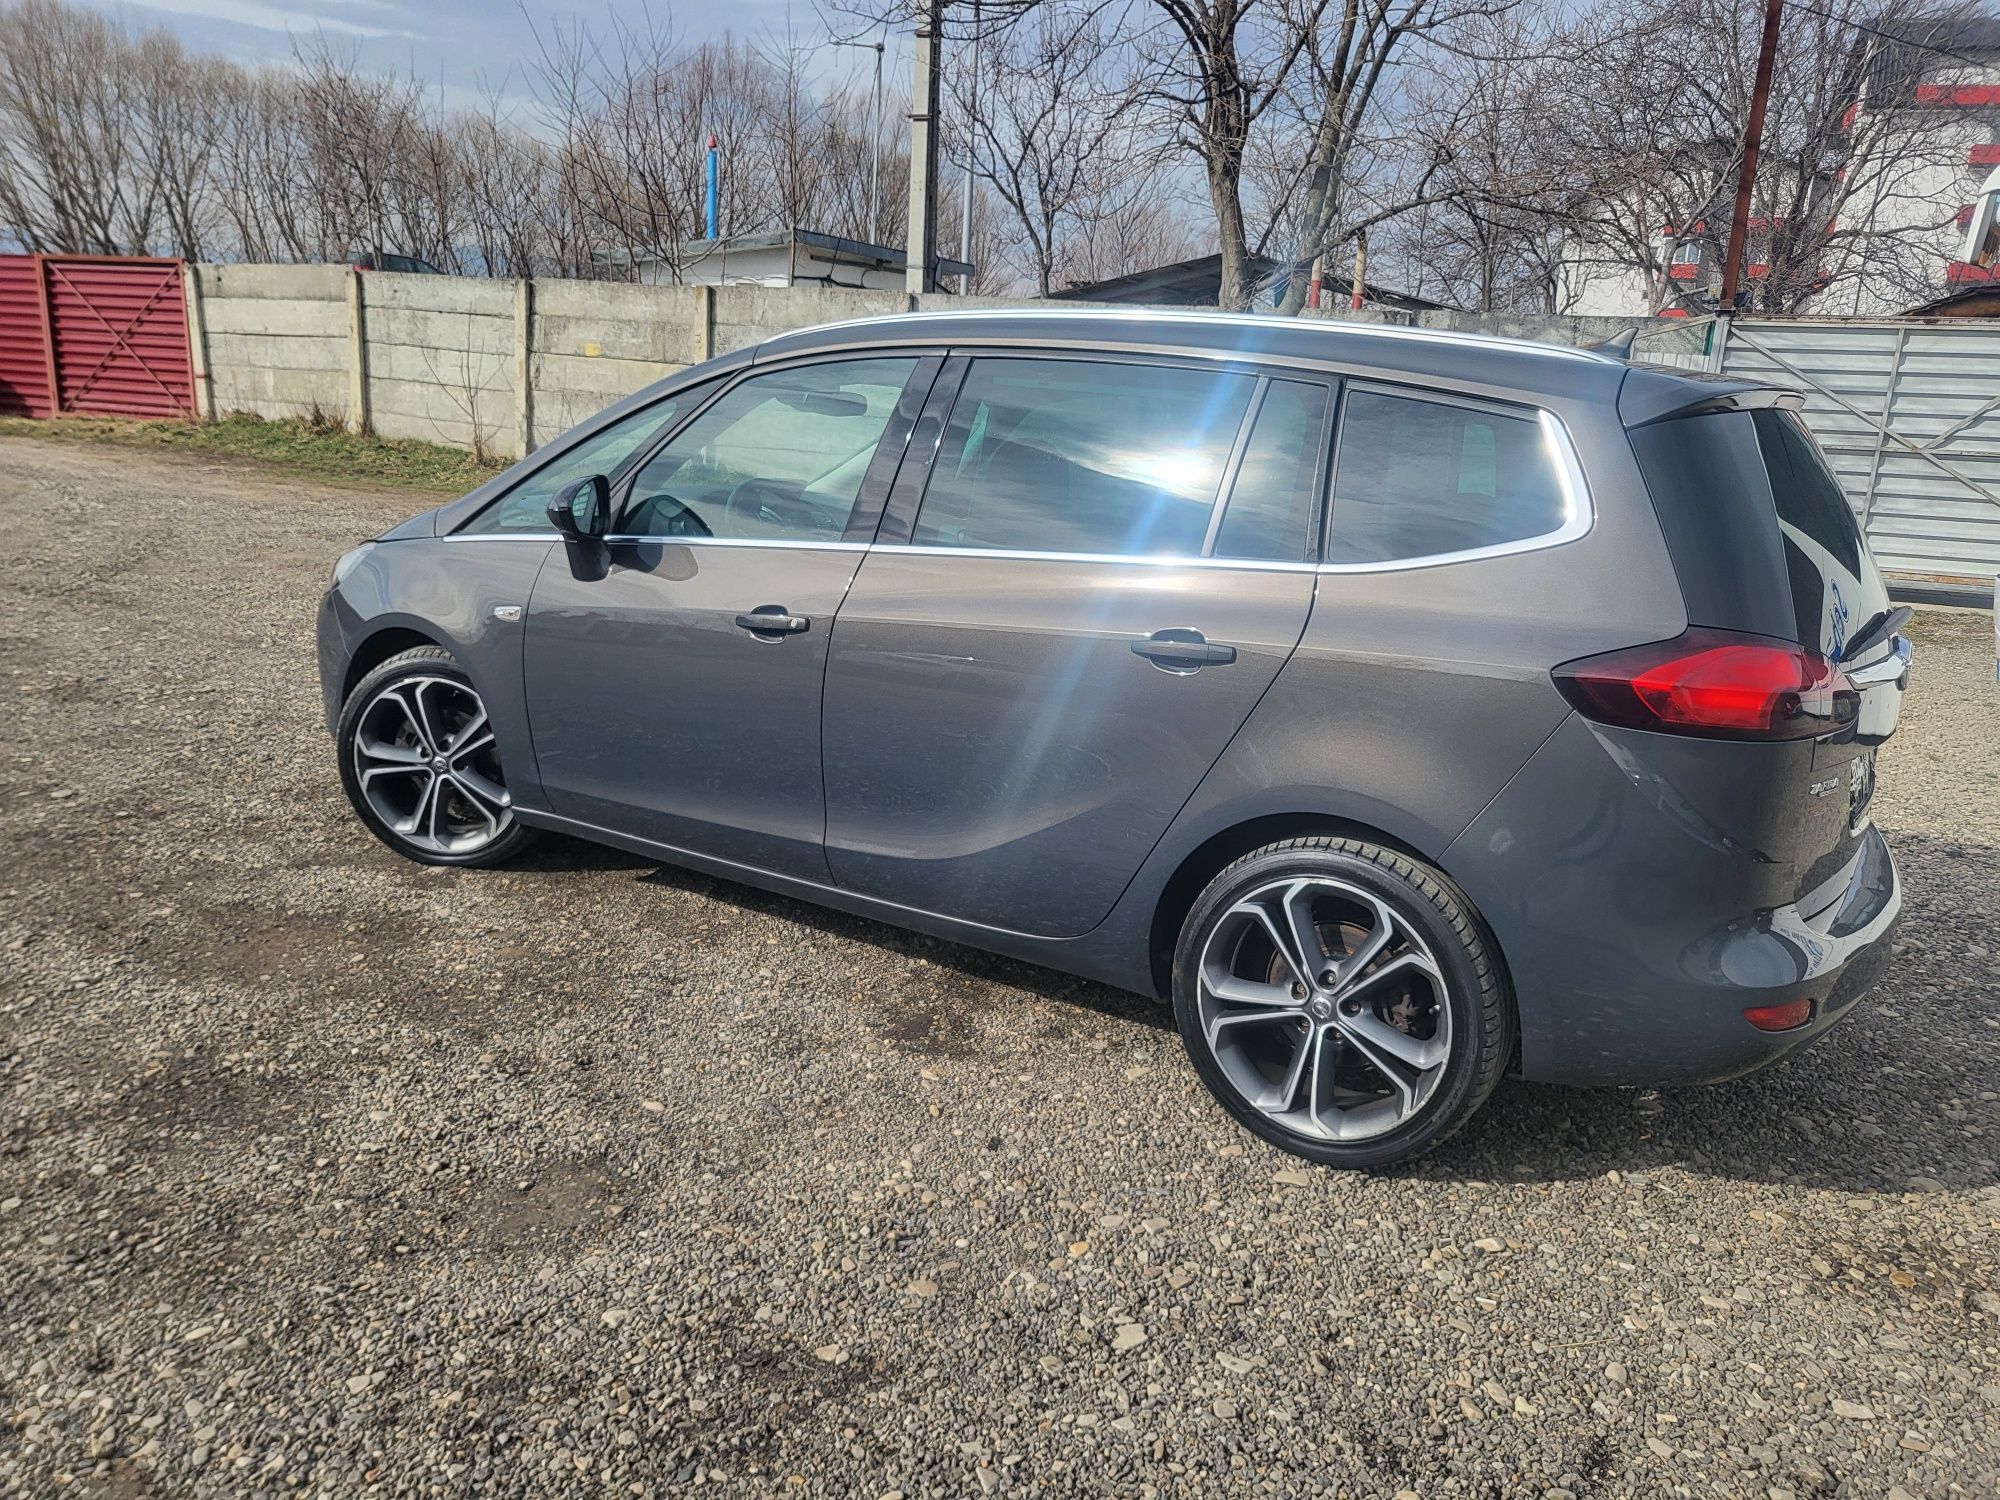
left=1, top=438, right=1996, bottom=1496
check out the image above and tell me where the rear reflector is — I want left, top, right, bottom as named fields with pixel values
left=1742, top=998, right=1814, bottom=1032
left=1554, top=628, right=1858, bottom=740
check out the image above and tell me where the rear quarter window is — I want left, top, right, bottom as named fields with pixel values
left=1327, top=389, right=1572, bottom=565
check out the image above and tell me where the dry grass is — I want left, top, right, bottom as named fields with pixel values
left=0, top=411, right=505, bottom=493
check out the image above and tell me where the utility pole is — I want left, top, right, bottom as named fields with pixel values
left=906, top=0, right=942, bottom=294
left=959, top=0, right=979, bottom=292
left=1720, top=0, right=1784, bottom=314
left=833, top=37, right=886, bottom=243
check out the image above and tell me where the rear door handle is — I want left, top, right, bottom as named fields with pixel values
left=734, top=606, right=811, bottom=637
left=1131, top=628, right=1236, bottom=672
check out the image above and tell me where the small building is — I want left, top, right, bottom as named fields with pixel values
left=600, top=227, right=973, bottom=292
left=1045, top=252, right=1442, bottom=313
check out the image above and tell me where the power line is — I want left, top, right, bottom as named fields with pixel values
left=1782, top=0, right=2000, bottom=77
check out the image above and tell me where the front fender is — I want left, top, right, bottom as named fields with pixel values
left=320, top=537, right=557, bottom=815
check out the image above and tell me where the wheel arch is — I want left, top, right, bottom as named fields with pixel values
left=342, top=625, right=452, bottom=702
left=1144, top=813, right=1437, bottom=1000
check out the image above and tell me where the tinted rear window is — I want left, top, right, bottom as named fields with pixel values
left=1628, top=406, right=1886, bottom=655
left=1327, top=390, right=1570, bottom=564
left=1754, top=408, right=1885, bottom=657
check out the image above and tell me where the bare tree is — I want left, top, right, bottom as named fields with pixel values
left=1375, top=8, right=1575, bottom=311
left=1538, top=0, right=1979, bottom=315
left=944, top=1, right=1163, bottom=296
left=0, top=0, right=157, bottom=252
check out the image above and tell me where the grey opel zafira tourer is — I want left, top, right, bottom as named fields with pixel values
left=318, top=309, right=1909, bottom=1167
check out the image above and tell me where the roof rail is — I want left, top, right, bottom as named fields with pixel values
left=755, top=306, right=1615, bottom=364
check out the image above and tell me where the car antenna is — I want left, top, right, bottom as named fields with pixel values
left=1588, top=327, right=1641, bottom=360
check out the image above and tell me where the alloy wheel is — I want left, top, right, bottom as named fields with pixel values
left=350, top=674, right=513, bottom=856
left=1194, top=875, right=1453, bottom=1143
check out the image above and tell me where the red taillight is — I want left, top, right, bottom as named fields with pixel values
left=1742, top=998, right=1814, bottom=1032
left=1553, top=628, right=1858, bottom=740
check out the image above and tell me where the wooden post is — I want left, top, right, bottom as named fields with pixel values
left=345, top=267, right=370, bottom=434
left=182, top=263, right=214, bottom=421
left=1720, top=0, right=1785, bottom=313
left=693, top=284, right=714, bottom=363
left=514, top=277, right=533, bottom=459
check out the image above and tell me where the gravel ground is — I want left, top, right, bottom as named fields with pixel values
left=1, top=435, right=1997, bottom=1500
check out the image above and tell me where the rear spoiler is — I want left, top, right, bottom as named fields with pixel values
left=1616, top=362, right=1804, bottom=429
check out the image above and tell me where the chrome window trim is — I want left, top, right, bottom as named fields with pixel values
left=866, top=543, right=1318, bottom=574
left=438, top=532, right=868, bottom=551
left=1315, top=403, right=1593, bottom=576
left=601, top=536, right=870, bottom=551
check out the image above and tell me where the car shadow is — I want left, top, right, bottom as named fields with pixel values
left=1402, top=1070, right=1991, bottom=1195
left=522, top=832, right=1993, bottom=1195
left=628, top=855, right=1174, bottom=1032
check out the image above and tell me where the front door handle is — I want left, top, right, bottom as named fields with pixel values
left=734, top=606, right=811, bottom=637
left=1131, top=628, right=1236, bottom=672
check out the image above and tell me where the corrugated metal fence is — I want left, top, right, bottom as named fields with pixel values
left=0, top=254, right=194, bottom=420
left=1637, top=316, right=2000, bottom=590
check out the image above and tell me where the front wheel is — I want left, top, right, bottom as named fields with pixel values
left=336, top=645, right=535, bottom=868
left=1172, top=837, right=1512, bottom=1168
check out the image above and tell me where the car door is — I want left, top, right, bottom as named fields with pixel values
left=821, top=352, right=1331, bottom=938
left=524, top=352, right=936, bottom=880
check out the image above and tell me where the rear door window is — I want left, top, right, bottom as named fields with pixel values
left=1211, top=380, right=1331, bottom=563
left=910, top=358, right=1255, bottom=557
left=1327, top=389, right=1572, bottom=565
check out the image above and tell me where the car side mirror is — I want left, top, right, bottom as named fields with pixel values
left=548, top=474, right=611, bottom=540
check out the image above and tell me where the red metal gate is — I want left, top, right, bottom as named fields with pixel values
left=0, top=254, right=194, bottom=419
left=0, top=255, right=55, bottom=417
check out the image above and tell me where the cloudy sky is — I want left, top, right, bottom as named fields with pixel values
left=64, top=0, right=910, bottom=111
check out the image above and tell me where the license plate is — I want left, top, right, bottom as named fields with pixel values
left=1849, top=750, right=1877, bottom=831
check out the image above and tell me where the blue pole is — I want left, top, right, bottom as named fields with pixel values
left=704, top=133, right=719, bottom=240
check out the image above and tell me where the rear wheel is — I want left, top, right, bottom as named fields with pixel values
left=1172, top=837, right=1511, bottom=1168
left=336, top=646, right=535, bottom=867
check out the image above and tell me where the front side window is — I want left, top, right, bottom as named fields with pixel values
left=459, top=384, right=714, bottom=534
left=620, top=357, right=918, bottom=541
left=911, top=358, right=1255, bottom=557
left=1326, top=389, right=1571, bottom=565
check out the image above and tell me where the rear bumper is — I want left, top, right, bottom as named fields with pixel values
left=1445, top=714, right=1902, bottom=1088
left=1628, top=824, right=1899, bottom=1085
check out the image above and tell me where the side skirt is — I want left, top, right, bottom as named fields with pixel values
left=512, top=808, right=1157, bottom=998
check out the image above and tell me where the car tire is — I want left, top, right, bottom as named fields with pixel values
left=336, top=645, right=536, bottom=868
left=1171, top=837, right=1512, bottom=1169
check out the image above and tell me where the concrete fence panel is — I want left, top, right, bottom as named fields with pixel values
left=193, top=263, right=348, bottom=423
left=713, top=284, right=904, bottom=355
